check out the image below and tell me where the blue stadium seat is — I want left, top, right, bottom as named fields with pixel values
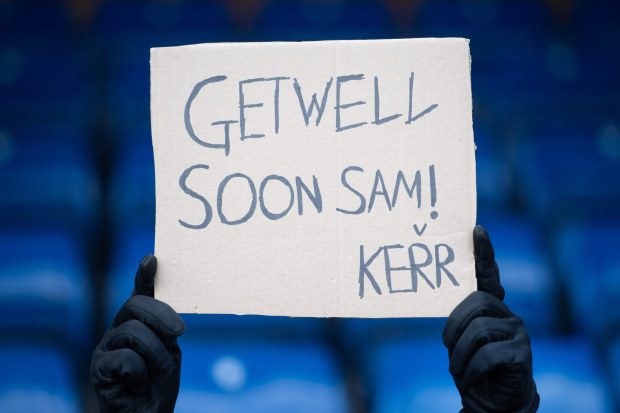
left=484, top=33, right=617, bottom=122
left=474, top=124, right=515, bottom=208
left=606, top=333, right=620, bottom=411
left=418, top=0, right=547, bottom=65
left=0, top=123, right=100, bottom=233
left=0, top=1, right=70, bottom=34
left=108, top=123, right=155, bottom=227
left=367, top=336, right=614, bottom=413
left=0, top=344, right=80, bottom=413
left=258, top=0, right=392, bottom=41
left=95, top=0, right=230, bottom=52
left=415, top=1, right=557, bottom=125
left=94, top=0, right=230, bottom=130
left=480, top=211, right=559, bottom=335
left=553, top=218, right=620, bottom=335
left=0, top=1, right=91, bottom=123
left=0, top=43, right=89, bottom=120
left=105, top=224, right=154, bottom=324
left=337, top=317, right=446, bottom=363
left=532, top=337, right=614, bottom=413
left=366, top=337, right=461, bottom=413
left=515, top=119, right=620, bottom=218
left=0, top=229, right=93, bottom=355
left=574, top=0, right=620, bottom=62
left=105, top=225, right=327, bottom=337
left=176, top=337, right=350, bottom=413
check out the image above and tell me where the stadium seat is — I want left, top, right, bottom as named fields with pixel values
left=94, top=0, right=230, bottom=130
left=0, top=1, right=91, bottom=123
left=0, top=229, right=93, bottom=355
left=418, top=0, right=547, bottom=67
left=532, top=337, right=614, bottom=413
left=176, top=336, right=350, bottom=413
left=105, top=224, right=155, bottom=324
left=0, top=0, right=70, bottom=34
left=474, top=124, right=515, bottom=208
left=337, top=317, right=446, bottom=364
left=366, top=335, right=614, bottom=413
left=605, top=333, right=620, bottom=411
left=480, top=211, right=559, bottom=335
left=0, top=123, right=100, bottom=234
left=107, top=123, right=155, bottom=227
left=258, top=0, right=392, bottom=41
left=553, top=218, right=620, bottom=336
left=574, top=0, right=620, bottom=63
left=365, top=337, right=461, bottom=413
left=515, top=119, right=620, bottom=218
left=0, top=344, right=81, bottom=413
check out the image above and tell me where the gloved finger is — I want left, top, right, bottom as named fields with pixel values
left=474, top=225, right=505, bottom=301
left=113, top=295, right=185, bottom=337
left=91, top=348, right=149, bottom=395
left=132, top=254, right=157, bottom=298
left=460, top=336, right=532, bottom=388
left=105, top=319, right=176, bottom=374
left=443, top=291, right=511, bottom=351
left=449, top=316, right=523, bottom=378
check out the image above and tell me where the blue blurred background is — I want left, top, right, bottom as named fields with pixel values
left=1, top=0, right=619, bottom=411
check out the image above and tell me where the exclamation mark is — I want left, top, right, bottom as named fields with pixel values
left=429, top=164, right=438, bottom=219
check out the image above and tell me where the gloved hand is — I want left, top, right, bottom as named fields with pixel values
left=443, top=226, right=540, bottom=413
left=90, top=255, right=185, bottom=413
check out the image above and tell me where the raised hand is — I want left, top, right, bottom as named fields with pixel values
left=442, top=226, right=539, bottom=412
left=90, top=255, right=185, bottom=412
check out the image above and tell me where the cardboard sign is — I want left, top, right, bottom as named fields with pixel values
left=151, top=38, right=476, bottom=318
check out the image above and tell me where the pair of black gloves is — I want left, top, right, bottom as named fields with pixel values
left=90, top=226, right=540, bottom=412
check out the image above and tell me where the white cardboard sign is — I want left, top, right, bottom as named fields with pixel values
left=151, top=38, right=476, bottom=318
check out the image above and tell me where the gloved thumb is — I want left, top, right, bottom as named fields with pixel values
left=473, top=225, right=505, bottom=301
left=132, top=254, right=157, bottom=298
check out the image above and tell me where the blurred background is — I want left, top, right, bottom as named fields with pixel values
left=1, top=0, right=619, bottom=411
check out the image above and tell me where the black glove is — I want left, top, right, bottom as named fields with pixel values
left=90, top=255, right=185, bottom=413
left=443, top=226, right=540, bottom=413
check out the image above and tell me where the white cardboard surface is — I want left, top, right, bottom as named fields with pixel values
left=151, top=38, right=476, bottom=317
